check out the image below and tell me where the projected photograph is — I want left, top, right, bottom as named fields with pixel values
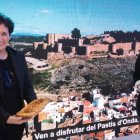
left=0, top=0, right=140, bottom=140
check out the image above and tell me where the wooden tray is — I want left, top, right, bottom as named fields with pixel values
left=16, top=98, right=51, bottom=118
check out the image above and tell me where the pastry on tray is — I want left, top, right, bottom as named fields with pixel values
left=16, top=98, right=51, bottom=118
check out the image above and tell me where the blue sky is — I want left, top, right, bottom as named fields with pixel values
left=0, top=0, right=140, bottom=36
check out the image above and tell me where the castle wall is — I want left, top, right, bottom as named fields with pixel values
left=58, top=43, right=63, bottom=52
left=90, top=44, right=109, bottom=52
left=135, top=42, right=140, bottom=54
left=46, top=34, right=71, bottom=45
left=58, top=39, right=79, bottom=47
left=113, top=43, right=132, bottom=53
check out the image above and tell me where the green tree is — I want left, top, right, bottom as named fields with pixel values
left=71, top=28, right=81, bottom=39
left=83, top=38, right=90, bottom=44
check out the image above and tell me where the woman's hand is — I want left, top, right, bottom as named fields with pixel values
left=6, top=115, right=32, bottom=125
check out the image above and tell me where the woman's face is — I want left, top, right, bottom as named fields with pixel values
left=0, top=24, right=10, bottom=52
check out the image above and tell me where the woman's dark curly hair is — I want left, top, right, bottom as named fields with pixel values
left=0, top=13, right=14, bottom=35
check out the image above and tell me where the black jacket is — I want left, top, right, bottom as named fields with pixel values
left=0, top=46, right=37, bottom=126
left=133, top=55, right=140, bottom=117
left=133, top=55, right=140, bottom=84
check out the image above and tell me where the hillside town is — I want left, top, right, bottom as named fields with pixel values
left=24, top=82, right=140, bottom=140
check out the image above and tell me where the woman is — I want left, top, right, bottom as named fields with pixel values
left=133, top=55, right=140, bottom=118
left=0, top=13, right=37, bottom=140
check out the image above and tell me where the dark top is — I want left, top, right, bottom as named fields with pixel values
left=0, top=46, right=37, bottom=128
left=0, top=55, right=22, bottom=115
left=133, top=55, right=140, bottom=117
left=133, top=55, right=140, bottom=84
